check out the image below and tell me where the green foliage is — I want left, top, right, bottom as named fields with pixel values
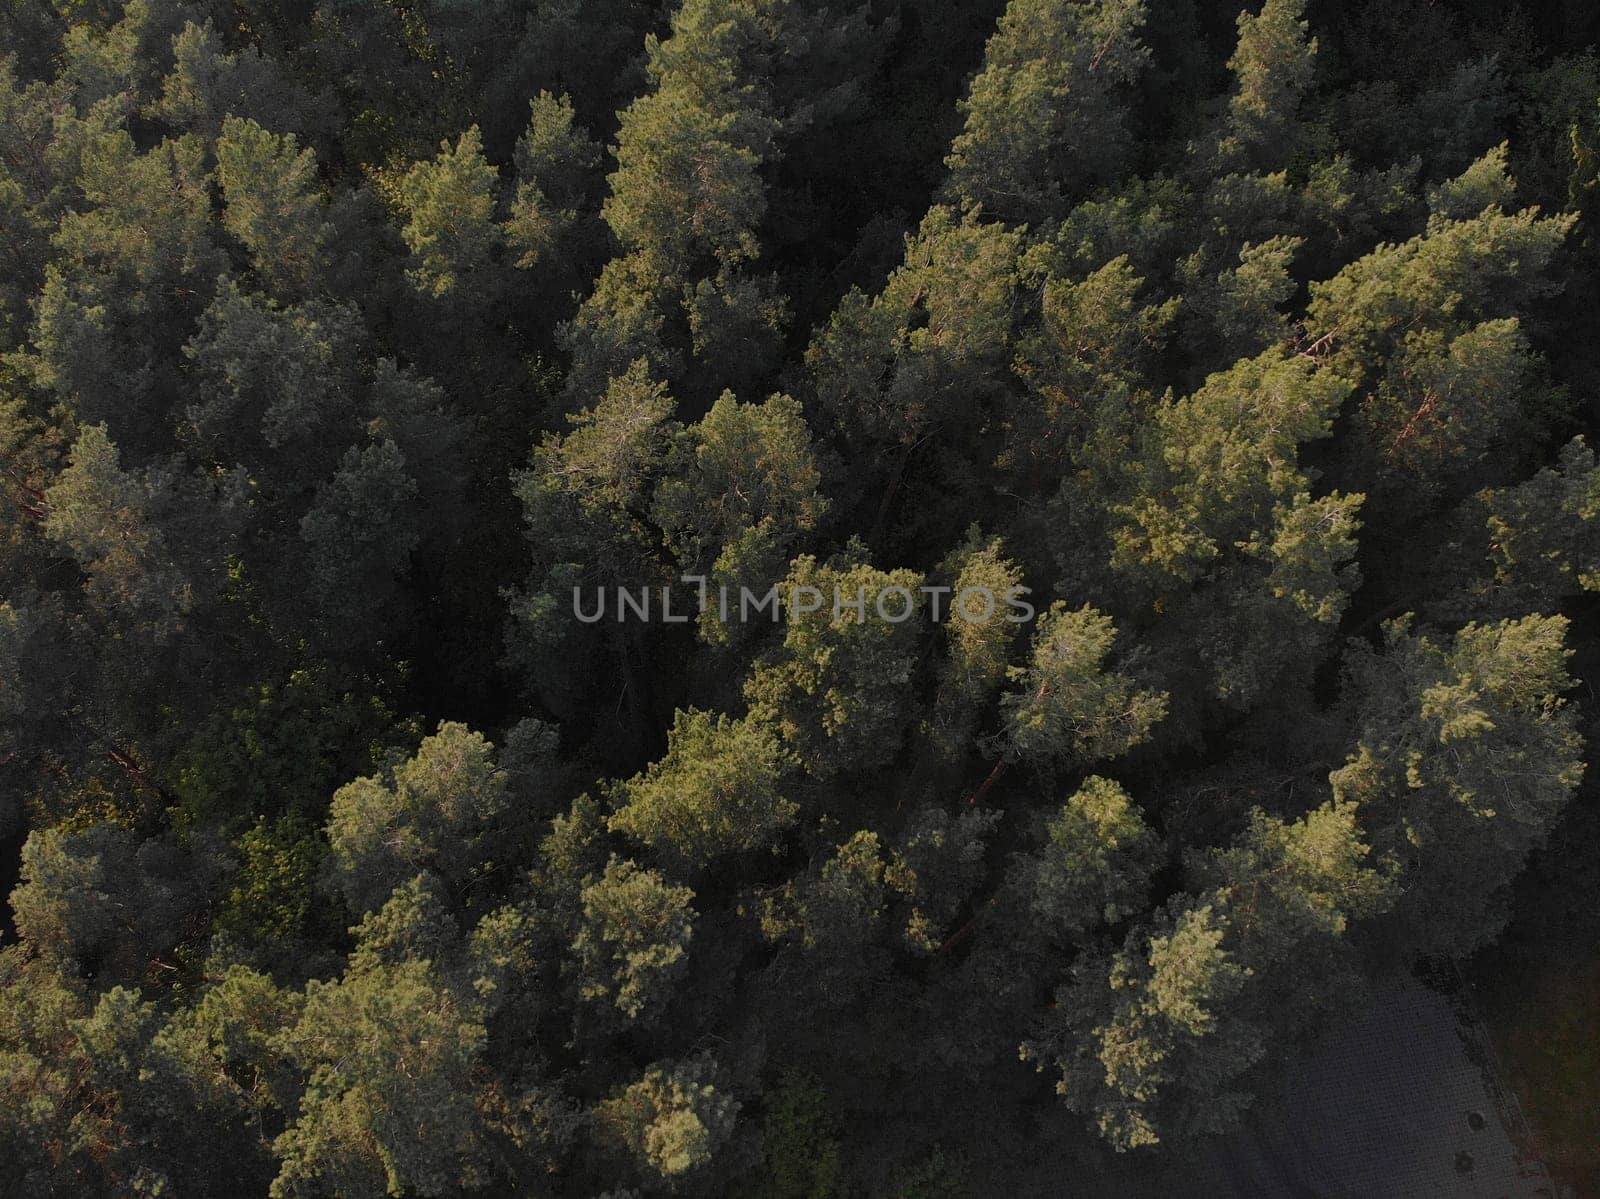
left=926, top=532, right=1025, bottom=760
left=561, top=0, right=880, bottom=400
left=653, top=390, right=826, bottom=640
left=885, top=1147, right=972, bottom=1199
left=1307, top=162, right=1574, bottom=497
left=1475, top=435, right=1600, bottom=608
left=5, top=2, right=1600, bottom=1190
left=1098, top=349, right=1365, bottom=713
left=944, top=0, right=1149, bottom=223
left=612, top=708, right=795, bottom=872
left=1427, top=142, right=1518, bottom=221
left=744, top=553, right=927, bottom=777
left=273, top=946, right=490, bottom=1196
left=886, top=804, right=999, bottom=953
left=809, top=206, right=1019, bottom=471
left=1332, top=616, right=1584, bottom=958
left=325, top=722, right=514, bottom=914
left=759, top=829, right=889, bottom=1004
left=169, top=667, right=403, bottom=832
left=50, top=127, right=217, bottom=291
left=514, top=360, right=676, bottom=602
left=1110, top=351, right=1350, bottom=592
left=503, top=92, right=601, bottom=271
left=184, top=279, right=362, bottom=470
left=299, top=438, right=420, bottom=644
left=998, top=603, right=1167, bottom=767
left=216, top=117, right=331, bottom=300
left=594, top=1053, right=742, bottom=1188
left=213, top=816, right=328, bottom=954
left=1028, top=801, right=1391, bottom=1149
left=10, top=821, right=220, bottom=983
left=1005, top=253, right=1176, bottom=482
left=1216, top=0, right=1318, bottom=172
left=574, top=856, right=696, bottom=1027
left=397, top=125, right=503, bottom=300
left=42, top=423, right=190, bottom=624
left=1015, top=775, right=1162, bottom=938
left=740, top=1070, right=844, bottom=1199
left=603, top=0, right=781, bottom=278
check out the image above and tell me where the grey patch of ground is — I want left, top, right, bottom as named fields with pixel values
left=1009, top=984, right=1558, bottom=1198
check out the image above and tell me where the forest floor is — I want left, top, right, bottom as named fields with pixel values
left=1192, top=984, right=1552, bottom=1198
left=1471, top=794, right=1600, bottom=1198
left=1005, top=981, right=1555, bottom=1198
left=1467, top=672, right=1600, bottom=1199
left=1481, top=959, right=1600, bottom=1197
left=1466, top=612, right=1600, bottom=1198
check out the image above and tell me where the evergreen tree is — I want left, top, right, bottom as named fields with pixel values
left=324, top=722, right=516, bottom=915
left=611, top=708, right=795, bottom=873
left=743, top=553, right=927, bottom=778
left=3, top=4, right=1600, bottom=1191
left=573, top=856, right=696, bottom=1029
left=1026, top=801, right=1392, bottom=1149
left=1474, top=435, right=1600, bottom=609
left=593, top=1053, right=744, bottom=1189
left=997, top=603, right=1167, bottom=768
left=215, top=117, right=332, bottom=302
left=1214, top=0, right=1318, bottom=173
left=1331, top=616, right=1584, bottom=958
left=1013, top=775, right=1162, bottom=941
left=1307, top=151, right=1573, bottom=503
left=944, top=0, right=1149, bottom=225
left=397, top=125, right=504, bottom=302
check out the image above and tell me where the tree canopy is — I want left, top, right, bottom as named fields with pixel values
left=3, top=0, right=1600, bottom=1194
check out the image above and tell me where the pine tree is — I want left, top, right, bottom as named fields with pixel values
left=502, top=92, right=603, bottom=275
left=1214, top=0, right=1318, bottom=173
left=573, top=856, right=696, bottom=1028
left=611, top=708, right=795, bottom=872
left=324, top=722, right=514, bottom=915
left=1013, top=775, right=1162, bottom=941
left=1096, top=349, right=1364, bottom=720
left=216, top=117, right=332, bottom=301
left=743, top=553, right=927, bottom=778
left=1473, top=436, right=1600, bottom=610
left=299, top=439, right=421, bottom=650
left=42, top=423, right=191, bottom=628
left=271, top=884, right=494, bottom=1198
left=152, top=19, right=324, bottom=139
left=1331, top=616, right=1584, bottom=958
left=944, top=0, right=1149, bottom=225
left=593, top=1053, right=743, bottom=1188
left=183, top=280, right=363, bottom=488
left=1307, top=151, right=1574, bottom=502
left=806, top=206, right=1020, bottom=536
left=397, top=125, right=504, bottom=302
left=652, top=390, right=826, bottom=642
left=1026, top=801, right=1391, bottom=1150
left=997, top=603, right=1167, bottom=768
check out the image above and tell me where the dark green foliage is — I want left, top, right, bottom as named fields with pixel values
left=215, top=117, right=332, bottom=300
left=2, top=2, right=1599, bottom=1194
left=944, top=0, right=1149, bottom=224
left=1014, top=775, right=1162, bottom=938
left=739, top=1070, right=843, bottom=1199
left=324, top=722, right=519, bottom=915
left=573, top=856, right=695, bottom=1028
left=743, top=553, right=927, bottom=777
left=1331, top=616, right=1583, bottom=958
left=1025, top=801, right=1392, bottom=1149
left=612, top=708, right=795, bottom=872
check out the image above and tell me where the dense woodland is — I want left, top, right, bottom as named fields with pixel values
left=2, top=0, right=1599, bottom=1194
